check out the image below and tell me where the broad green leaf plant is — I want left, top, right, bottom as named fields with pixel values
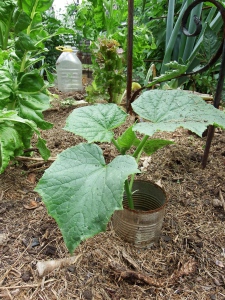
left=0, top=0, right=74, bottom=173
left=36, top=89, right=225, bottom=253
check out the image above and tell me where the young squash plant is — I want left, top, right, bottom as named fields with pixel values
left=35, top=89, right=225, bottom=254
left=0, top=0, right=74, bottom=173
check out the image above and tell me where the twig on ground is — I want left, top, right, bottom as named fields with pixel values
left=109, top=258, right=197, bottom=287
left=24, top=162, right=52, bottom=169
left=15, top=156, right=56, bottom=162
left=109, top=261, right=163, bottom=287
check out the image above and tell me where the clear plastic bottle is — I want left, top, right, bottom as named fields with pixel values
left=56, top=46, right=82, bottom=92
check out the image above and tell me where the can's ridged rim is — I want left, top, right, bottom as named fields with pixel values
left=122, top=180, right=168, bottom=214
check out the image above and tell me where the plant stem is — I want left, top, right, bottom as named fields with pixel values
left=129, top=145, right=144, bottom=191
left=111, top=138, right=122, bottom=153
left=20, top=0, right=38, bottom=72
left=132, top=135, right=149, bottom=158
left=126, top=135, right=149, bottom=208
left=20, top=51, right=28, bottom=72
left=124, top=179, right=134, bottom=209
left=114, top=135, right=149, bottom=209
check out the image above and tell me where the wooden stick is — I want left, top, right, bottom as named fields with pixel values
left=15, top=156, right=56, bottom=162
left=109, top=261, right=163, bottom=287
left=109, top=259, right=196, bottom=287
left=25, top=162, right=51, bottom=169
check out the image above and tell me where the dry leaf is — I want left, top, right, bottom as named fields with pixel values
left=170, top=259, right=197, bottom=282
left=27, top=173, right=36, bottom=184
left=23, top=200, right=38, bottom=210
left=179, top=260, right=197, bottom=275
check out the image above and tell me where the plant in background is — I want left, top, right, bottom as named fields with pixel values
left=161, top=0, right=223, bottom=89
left=0, top=0, right=74, bottom=173
left=86, top=38, right=126, bottom=103
left=74, top=0, right=128, bottom=40
left=35, top=89, right=225, bottom=253
left=187, top=23, right=221, bottom=94
left=74, top=0, right=156, bottom=85
left=42, top=3, right=80, bottom=73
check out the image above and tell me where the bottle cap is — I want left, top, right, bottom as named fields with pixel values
left=56, top=46, right=73, bottom=52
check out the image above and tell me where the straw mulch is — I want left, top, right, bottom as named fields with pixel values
left=0, top=95, right=225, bottom=299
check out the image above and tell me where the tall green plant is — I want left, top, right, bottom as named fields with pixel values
left=74, top=0, right=128, bottom=40
left=0, top=0, right=74, bottom=173
left=86, top=37, right=126, bottom=103
left=161, top=0, right=222, bottom=76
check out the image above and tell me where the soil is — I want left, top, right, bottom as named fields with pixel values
left=1, top=89, right=225, bottom=300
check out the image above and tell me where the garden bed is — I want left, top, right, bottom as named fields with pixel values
left=0, top=90, right=225, bottom=299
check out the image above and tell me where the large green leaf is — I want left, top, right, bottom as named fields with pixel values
left=116, top=127, right=174, bottom=155
left=21, top=0, right=54, bottom=15
left=17, top=70, right=45, bottom=92
left=15, top=33, right=36, bottom=58
left=0, top=68, right=52, bottom=129
left=64, top=104, right=127, bottom=142
left=0, top=0, right=16, bottom=28
left=35, top=143, right=139, bottom=253
left=0, top=123, right=29, bottom=173
left=36, top=137, right=50, bottom=160
left=13, top=9, right=31, bottom=33
left=116, top=125, right=136, bottom=152
left=132, top=90, right=225, bottom=137
left=0, top=0, right=16, bottom=51
left=30, top=29, right=48, bottom=48
left=147, top=62, right=188, bottom=88
left=0, top=110, right=50, bottom=173
left=17, top=93, right=52, bottom=130
left=0, top=68, right=14, bottom=107
left=134, top=138, right=174, bottom=155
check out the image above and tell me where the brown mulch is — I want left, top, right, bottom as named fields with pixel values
left=0, top=89, right=225, bottom=299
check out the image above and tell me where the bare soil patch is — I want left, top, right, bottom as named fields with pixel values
left=1, top=91, right=225, bottom=299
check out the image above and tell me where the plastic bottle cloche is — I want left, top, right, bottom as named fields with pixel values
left=56, top=45, right=83, bottom=93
